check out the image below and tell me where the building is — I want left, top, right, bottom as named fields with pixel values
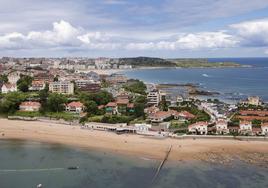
left=79, top=83, right=101, bottom=93
left=241, top=96, right=262, bottom=106
left=144, top=106, right=160, bottom=115
left=261, top=123, right=268, bottom=136
left=188, top=122, right=208, bottom=135
left=172, top=110, right=195, bottom=121
left=134, top=123, right=152, bottom=133
left=215, top=119, right=229, bottom=134
left=149, top=111, right=172, bottom=123
left=105, top=99, right=134, bottom=115
left=1, top=83, right=17, bottom=93
left=239, top=121, right=252, bottom=135
left=19, top=101, right=41, bottom=112
left=29, top=80, right=46, bottom=91
left=49, top=81, right=74, bottom=95
left=105, top=102, right=117, bottom=115
left=65, top=101, right=85, bottom=113
left=8, top=72, right=20, bottom=84
left=147, top=90, right=160, bottom=106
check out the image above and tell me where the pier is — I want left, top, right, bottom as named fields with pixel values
left=152, top=145, right=172, bottom=183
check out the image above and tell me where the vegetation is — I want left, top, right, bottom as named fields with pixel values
left=123, top=79, right=147, bottom=95
left=47, top=93, right=67, bottom=112
left=101, top=115, right=134, bottom=124
left=118, top=57, right=241, bottom=68
left=0, top=92, right=26, bottom=114
left=17, top=75, right=33, bottom=92
left=0, top=74, right=8, bottom=83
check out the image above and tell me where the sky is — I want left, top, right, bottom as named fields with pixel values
left=1, top=0, right=268, bottom=58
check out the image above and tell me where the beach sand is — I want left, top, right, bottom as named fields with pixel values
left=0, top=119, right=268, bottom=164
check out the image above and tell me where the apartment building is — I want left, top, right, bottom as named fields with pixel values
left=49, top=81, right=74, bottom=95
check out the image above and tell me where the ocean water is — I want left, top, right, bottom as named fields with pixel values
left=123, top=58, right=268, bottom=102
left=0, top=140, right=267, bottom=188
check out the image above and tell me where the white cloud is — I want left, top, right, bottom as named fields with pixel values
left=231, top=19, right=268, bottom=46
left=265, top=49, right=268, bottom=54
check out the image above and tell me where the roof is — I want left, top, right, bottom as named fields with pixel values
left=20, top=101, right=41, bottom=107
left=32, top=80, right=45, bottom=85
left=179, top=111, right=195, bottom=119
left=240, top=110, right=268, bottom=116
left=2, top=83, right=16, bottom=89
left=240, top=120, right=252, bottom=125
left=261, top=122, right=268, bottom=127
left=67, top=101, right=84, bottom=108
left=127, top=103, right=134, bottom=108
left=106, top=102, right=117, bottom=107
left=188, top=121, right=208, bottom=128
left=150, top=111, right=172, bottom=119
left=116, top=99, right=129, bottom=105
left=252, top=127, right=262, bottom=132
left=216, top=119, right=228, bottom=125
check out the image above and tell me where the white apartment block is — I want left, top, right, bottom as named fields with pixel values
left=147, top=90, right=160, bottom=106
left=49, top=81, right=74, bottom=95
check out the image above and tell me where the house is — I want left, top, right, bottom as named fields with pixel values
left=105, top=102, right=117, bottom=115
left=1, top=83, right=17, bottom=93
left=149, top=111, right=172, bottom=123
left=144, top=106, right=160, bottom=115
left=49, top=81, right=74, bottom=95
left=65, top=101, right=85, bottom=113
left=252, top=127, right=262, bottom=136
left=188, top=121, right=208, bottom=135
left=215, top=119, right=229, bottom=134
left=116, top=99, right=129, bottom=114
left=261, top=123, right=268, bottom=136
left=19, top=101, right=41, bottom=112
left=228, top=125, right=239, bottom=134
left=172, top=110, right=195, bottom=121
left=29, top=80, right=46, bottom=91
left=239, top=121, right=252, bottom=135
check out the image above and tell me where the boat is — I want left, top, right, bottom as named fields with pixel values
left=67, top=166, right=79, bottom=170
left=37, top=184, right=42, bottom=188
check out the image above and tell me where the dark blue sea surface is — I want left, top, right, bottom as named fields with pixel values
left=124, top=58, right=268, bottom=102
left=0, top=140, right=267, bottom=188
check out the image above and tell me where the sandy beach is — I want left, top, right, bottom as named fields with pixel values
left=0, top=119, right=268, bottom=164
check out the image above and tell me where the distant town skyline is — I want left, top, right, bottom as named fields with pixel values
left=1, top=0, right=268, bottom=58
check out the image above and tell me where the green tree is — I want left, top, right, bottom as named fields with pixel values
left=85, top=100, right=98, bottom=114
left=123, top=79, right=146, bottom=95
left=0, top=92, right=26, bottom=114
left=38, top=83, right=49, bottom=113
left=47, top=93, right=67, bottom=112
left=17, top=75, right=33, bottom=92
left=0, top=74, right=8, bottom=83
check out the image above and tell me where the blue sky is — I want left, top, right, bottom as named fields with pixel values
left=1, top=0, right=268, bottom=58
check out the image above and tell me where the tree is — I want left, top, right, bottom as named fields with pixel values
left=38, top=83, right=49, bottom=113
left=17, top=75, right=33, bottom=92
left=123, top=79, right=146, bottom=95
left=84, top=100, right=98, bottom=114
left=47, top=93, right=67, bottom=112
left=0, top=92, right=26, bottom=114
left=0, top=74, right=8, bottom=83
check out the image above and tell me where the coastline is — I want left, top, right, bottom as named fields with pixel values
left=0, top=119, right=268, bottom=165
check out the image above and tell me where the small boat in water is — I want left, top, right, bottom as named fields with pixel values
left=37, top=184, right=42, bottom=188
left=67, top=166, right=79, bottom=170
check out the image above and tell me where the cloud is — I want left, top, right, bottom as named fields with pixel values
left=231, top=19, right=268, bottom=47
left=125, top=32, right=237, bottom=51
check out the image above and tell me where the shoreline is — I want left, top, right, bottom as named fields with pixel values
left=0, top=119, right=268, bottom=165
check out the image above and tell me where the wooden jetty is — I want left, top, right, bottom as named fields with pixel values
left=152, top=145, right=172, bottom=183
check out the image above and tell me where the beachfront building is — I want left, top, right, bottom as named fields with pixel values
left=149, top=111, right=172, bottom=123
left=105, top=99, right=134, bottom=115
left=29, top=80, right=46, bottom=91
left=49, top=81, right=74, bottom=95
left=65, top=101, right=85, bottom=113
left=171, top=110, right=195, bottom=121
left=261, top=123, right=268, bottom=136
left=188, top=122, right=208, bottom=135
left=215, top=119, right=229, bottom=134
left=241, top=96, right=262, bottom=106
left=1, top=83, right=17, bottom=93
left=19, top=101, right=41, bottom=112
left=134, top=123, right=152, bottom=133
left=147, top=90, right=161, bottom=106
left=239, top=121, right=252, bottom=135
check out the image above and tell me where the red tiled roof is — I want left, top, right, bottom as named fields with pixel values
left=150, top=111, right=172, bottom=119
left=180, top=111, right=195, bottom=119
left=240, top=110, right=268, bottom=116
left=127, top=103, right=134, bottom=108
left=188, top=121, right=208, bottom=128
left=261, top=122, right=268, bottom=127
left=20, top=101, right=41, bottom=107
left=237, top=116, right=268, bottom=121
left=106, top=102, right=117, bottom=107
left=67, top=101, right=84, bottom=108
left=116, top=99, right=129, bottom=105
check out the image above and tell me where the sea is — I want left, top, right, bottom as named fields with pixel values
left=123, top=57, right=268, bottom=103
left=0, top=140, right=267, bottom=188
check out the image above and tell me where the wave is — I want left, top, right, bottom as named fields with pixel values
left=202, top=74, right=210, bottom=78
left=0, top=168, right=64, bottom=173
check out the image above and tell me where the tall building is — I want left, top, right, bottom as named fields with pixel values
left=147, top=90, right=160, bottom=106
left=49, top=81, right=74, bottom=95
